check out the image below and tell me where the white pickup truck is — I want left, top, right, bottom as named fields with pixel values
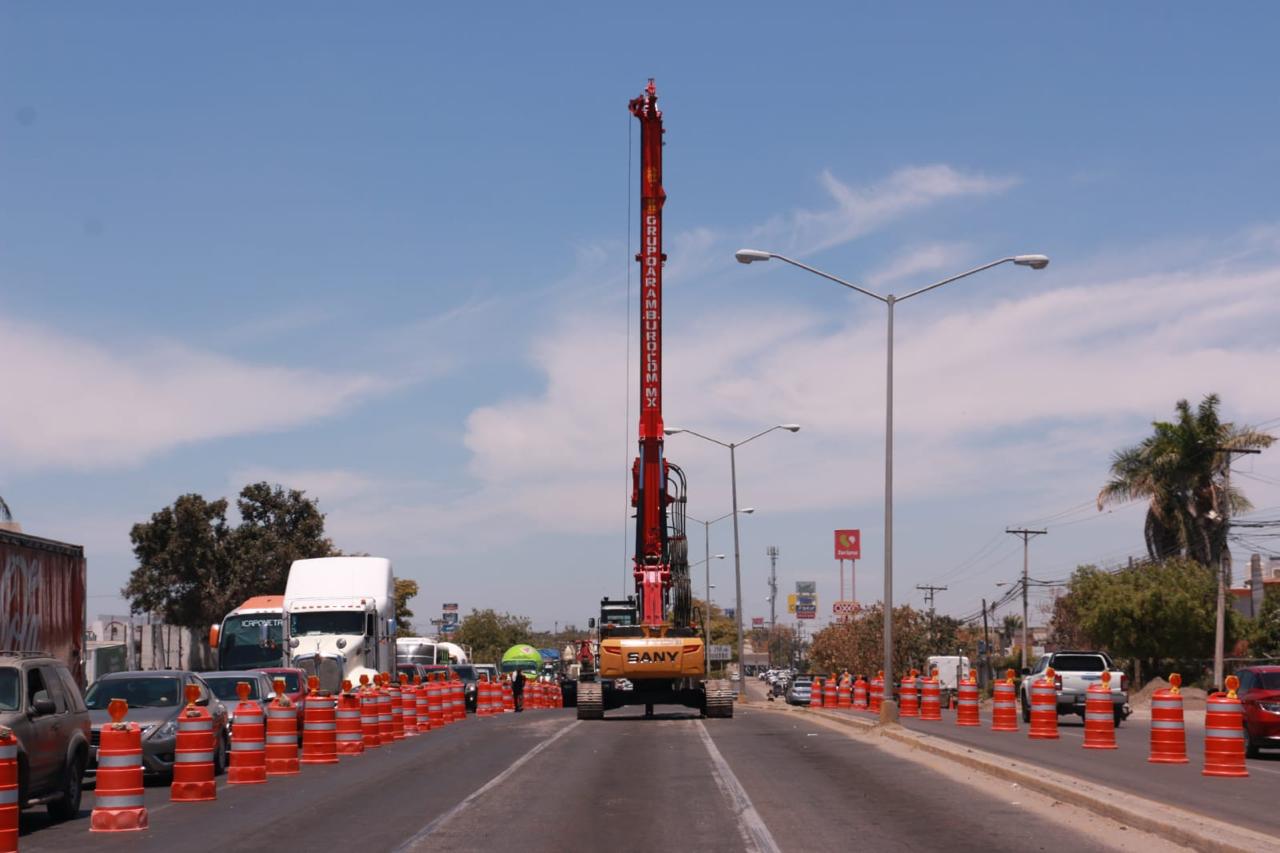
left=1019, top=650, right=1130, bottom=726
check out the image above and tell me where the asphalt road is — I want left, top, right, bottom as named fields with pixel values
left=20, top=706, right=1165, bottom=852
left=813, top=700, right=1280, bottom=837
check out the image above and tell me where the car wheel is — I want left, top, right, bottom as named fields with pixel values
left=1113, top=708, right=1124, bottom=728
left=1245, top=726, right=1261, bottom=759
left=47, top=753, right=85, bottom=821
left=213, top=732, right=229, bottom=776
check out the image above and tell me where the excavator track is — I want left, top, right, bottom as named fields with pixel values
left=702, top=679, right=734, bottom=719
left=576, top=681, right=604, bottom=720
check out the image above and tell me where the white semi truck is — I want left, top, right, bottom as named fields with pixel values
left=284, top=556, right=395, bottom=694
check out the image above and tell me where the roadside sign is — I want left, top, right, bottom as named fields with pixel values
left=442, top=612, right=459, bottom=626
left=440, top=623, right=457, bottom=635
left=723, top=608, right=735, bottom=619
left=708, top=644, right=732, bottom=661
left=442, top=602, right=459, bottom=612
left=832, top=601, right=857, bottom=615
left=795, top=581, right=816, bottom=595
left=751, top=617, right=765, bottom=627
left=795, top=604, right=817, bottom=619
left=835, top=529, right=861, bottom=560
left=786, top=593, right=797, bottom=614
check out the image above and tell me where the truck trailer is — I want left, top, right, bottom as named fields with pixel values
left=0, top=527, right=87, bottom=687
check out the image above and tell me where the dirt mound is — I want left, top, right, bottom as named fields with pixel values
left=1129, top=676, right=1207, bottom=709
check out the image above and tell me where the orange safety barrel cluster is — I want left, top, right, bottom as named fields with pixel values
left=836, top=677, right=851, bottom=709
left=1203, top=675, right=1248, bottom=778
left=90, top=699, right=148, bottom=832
left=869, top=672, right=883, bottom=714
left=1082, top=672, right=1118, bottom=750
left=228, top=681, right=268, bottom=784
left=955, top=670, right=980, bottom=727
left=266, top=678, right=301, bottom=775
left=811, top=677, right=824, bottom=708
left=824, top=677, right=838, bottom=708
left=853, top=676, right=868, bottom=710
left=919, top=670, right=942, bottom=721
left=172, top=683, right=217, bottom=802
left=300, top=676, right=339, bottom=766
left=991, top=670, right=1019, bottom=732
left=414, top=676, right=431, bottom=732
left=335, top=681, right=366, bottom=755
left=399, top=675, right=420, bottom=737
left=1148, top=673, right=1188, bottom=764
left=899, top=671, right=919, bottom=718
left=358, top=675, right=382, bottom=748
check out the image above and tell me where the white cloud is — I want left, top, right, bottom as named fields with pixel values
left=867, top=243, right=972, bottom=289
left=0, top=315, right=392, bottom=472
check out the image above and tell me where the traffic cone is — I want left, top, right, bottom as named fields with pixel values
left=358, top=675, right=382, bottom=747
left=956, top=670, right=980, bottom=727
left=992, top=670, right=1018, bottom=732
left=300, top=677, right=339, bottom=765
left=1149, top=673, right=1188, bottom=764
left=265, top=678, right=300, bottom=775
left=1082, top=672, right=1117, bottom=749
left=1203, top=675, right=1248, bottom=778
left=171, top=684, right=217, bottom=802
left=1028, top=668, right=1059, bottom=740
left=228, top=681, right=268, bottom=784
left=90, top=699, right=148, bottom=831
left=0, top=726, right=18, bottom=849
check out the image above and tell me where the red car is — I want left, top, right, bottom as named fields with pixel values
left=260, top=666, right=308, bottom=706
left=1235, top=665, right=1280, bottom=757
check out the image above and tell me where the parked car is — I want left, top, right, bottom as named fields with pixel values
left=200, top=671, right=276, bottom=727
left=84, top=670, right=229, bottom=779
left=1019, top=651, right=1129, bottom=725
left=786, top=678, right=813, bottom=706
left=1235, top=665, right=1280, bottom=758
left=0, top=652, right=91, bottom=821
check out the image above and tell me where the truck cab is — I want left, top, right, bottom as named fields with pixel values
left=283, top=557, right=395, bottom=694
left=210, top=596, right=285, bottom=671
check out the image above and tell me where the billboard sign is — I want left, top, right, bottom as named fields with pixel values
left=795, top=604, right=817, bottom=619
left=832, top=601, right=858, bottom=615
left=442, top=602, right=459, bottom=612
left=795, top=581, right=816, bottom=595
left=786, top=594, right=796, bottom=614
left=835, top=529, right=861, bottom=560
left=442, top=611, right=459, bottom=626
left=708, top=644, right=732, bottom=661
left=723, top=607, right=735, bottom=619
left=751, top=617, right=765, bottom=628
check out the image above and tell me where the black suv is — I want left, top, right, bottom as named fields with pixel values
left=0, top=651, right=91, bottom=820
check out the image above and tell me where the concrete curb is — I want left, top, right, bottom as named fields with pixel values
left=757, top=702, right=1272, bottom=853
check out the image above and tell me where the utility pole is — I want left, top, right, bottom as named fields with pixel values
left=915, top=584, right=947, bottom=648
left=1214, top=447, right=1261, bottom=689
left=767, top=546, right=779, bottom=632
left=980, top=598, right=991, bottom=688
left=1006, top=528, right=1047, bottom=670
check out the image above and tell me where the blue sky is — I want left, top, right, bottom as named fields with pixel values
left=4, top=3, right=1280, bottom=635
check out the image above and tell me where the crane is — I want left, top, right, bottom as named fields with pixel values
left=576, top=80, right=733, bottom=720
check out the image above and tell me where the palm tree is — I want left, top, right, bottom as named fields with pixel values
left=1000, top=614, right=1022, bottom=650
left=0, top=496, right=10, bottom=522
left=1098, top=394, right=1273, bottom=567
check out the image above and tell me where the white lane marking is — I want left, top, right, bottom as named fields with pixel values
left=698, top=721, right=783, bottom=853
left=393, top=720, right=581, bottom=851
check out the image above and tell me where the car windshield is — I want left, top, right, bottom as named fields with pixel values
left=85, top=677, right=181, bottom=709
left=204, top=677, right=261, bottom=701
left=1254, top=672, right=1280, bottom=690
left=452, top=666, right=477, bottom=682
left=218, top=614, right=284, bottom=669
left=1051, top=655, right=1106, bottom=672
left=290, top=611, right=364, bottom=636
left=0, top=668, right=18, bottom=711
left=268, top=672, right=301, bottom=693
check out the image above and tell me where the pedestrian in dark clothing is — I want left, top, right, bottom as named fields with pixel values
left=512, top=670, right=526, bottom=712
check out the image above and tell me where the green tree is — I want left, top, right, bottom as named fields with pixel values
left=1097, top=395, right=1273, bottom=566
left=454, top=609, right=533, bottom=665
left=394, top=579, right=419, bottom=637
left=0, top=495, right=11, bottom=521
left=809, top=604, right=930, bottom=677
left=1000, top=614, right=1022, bottom=651
left=1246, top=586, right=1280, bottom=657
left=123, top=483, right=338, bottom=637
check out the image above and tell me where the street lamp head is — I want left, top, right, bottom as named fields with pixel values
left=735, top=249, right=772, bottom=264
left=741, top=507, right=755, bottom=514
left=714, top=554, right=726, bottom=560
left=780, top=424, right=801, bottom=433
left=664, top=428, right=684, bottom=436
left=1013, top=254, right=1050, bottom=270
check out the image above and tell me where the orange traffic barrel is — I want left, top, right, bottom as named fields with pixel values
left=399, top=676, right=420, bottom=736
left=265, top=678, right=300, bottom=775
left=300, top=677, right=339, bottom=765
left=171, top=684, right=217, bottom=802
left=853, top=677, right=868, bottom=710
left=919, top=671, right=942, bottom=721
left=375, top=675, right=395, bottom=742
left=502, top=679, right=514, bottom=712
left=823, top=676, right=838, bottom=708
left=428, top=676, right=446, bottom=728
left=1149, top=673, right=1188, bottom=764
left=870, top=672, right=883, bottom=713
left=836, top=678, right=851, bottom=709
left=228, top=681, right=268, bottom=784
left=1028, top=668, right=1059, bottom=740
left=475, top=680, right=489, bottom=717
left=810, top=678, right=824, bottom=708
left=899, top=672, right=919, bottom=718
left=90, top=699, right=149, bottom=831
left=336, top=681, right=365, bottom=755
left=956, top=670, right=980, bottom=727
left=414, top=676, right=431, bottom=732
left=992, top=670, right=1018, bottom=732
left=386, top=675, right=406, bottom=740
left=1082, top=672, right=1117, bottom=749
left=357, top=675, right=382, bottom=747
left=0, top=725, right=19, bottom=848
left=1203, top=676, right=1248, bottom=778
left=452, top=676, right=466, bottom=720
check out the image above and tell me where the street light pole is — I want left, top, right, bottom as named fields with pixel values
left=687, top=510, right=751, bottom=664
left=667, top=425, right=799, bottom=698
left=734, top=249, right=1048, bottom=723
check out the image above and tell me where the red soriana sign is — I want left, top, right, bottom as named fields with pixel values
left=0, top=530, right=87, bottom=687
left=834, top=529, right=861, bottom=560
left=751, top=617, right=765, bottom=628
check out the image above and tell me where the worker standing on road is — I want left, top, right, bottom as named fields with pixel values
left=512, top=670, right=526, bottom=712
